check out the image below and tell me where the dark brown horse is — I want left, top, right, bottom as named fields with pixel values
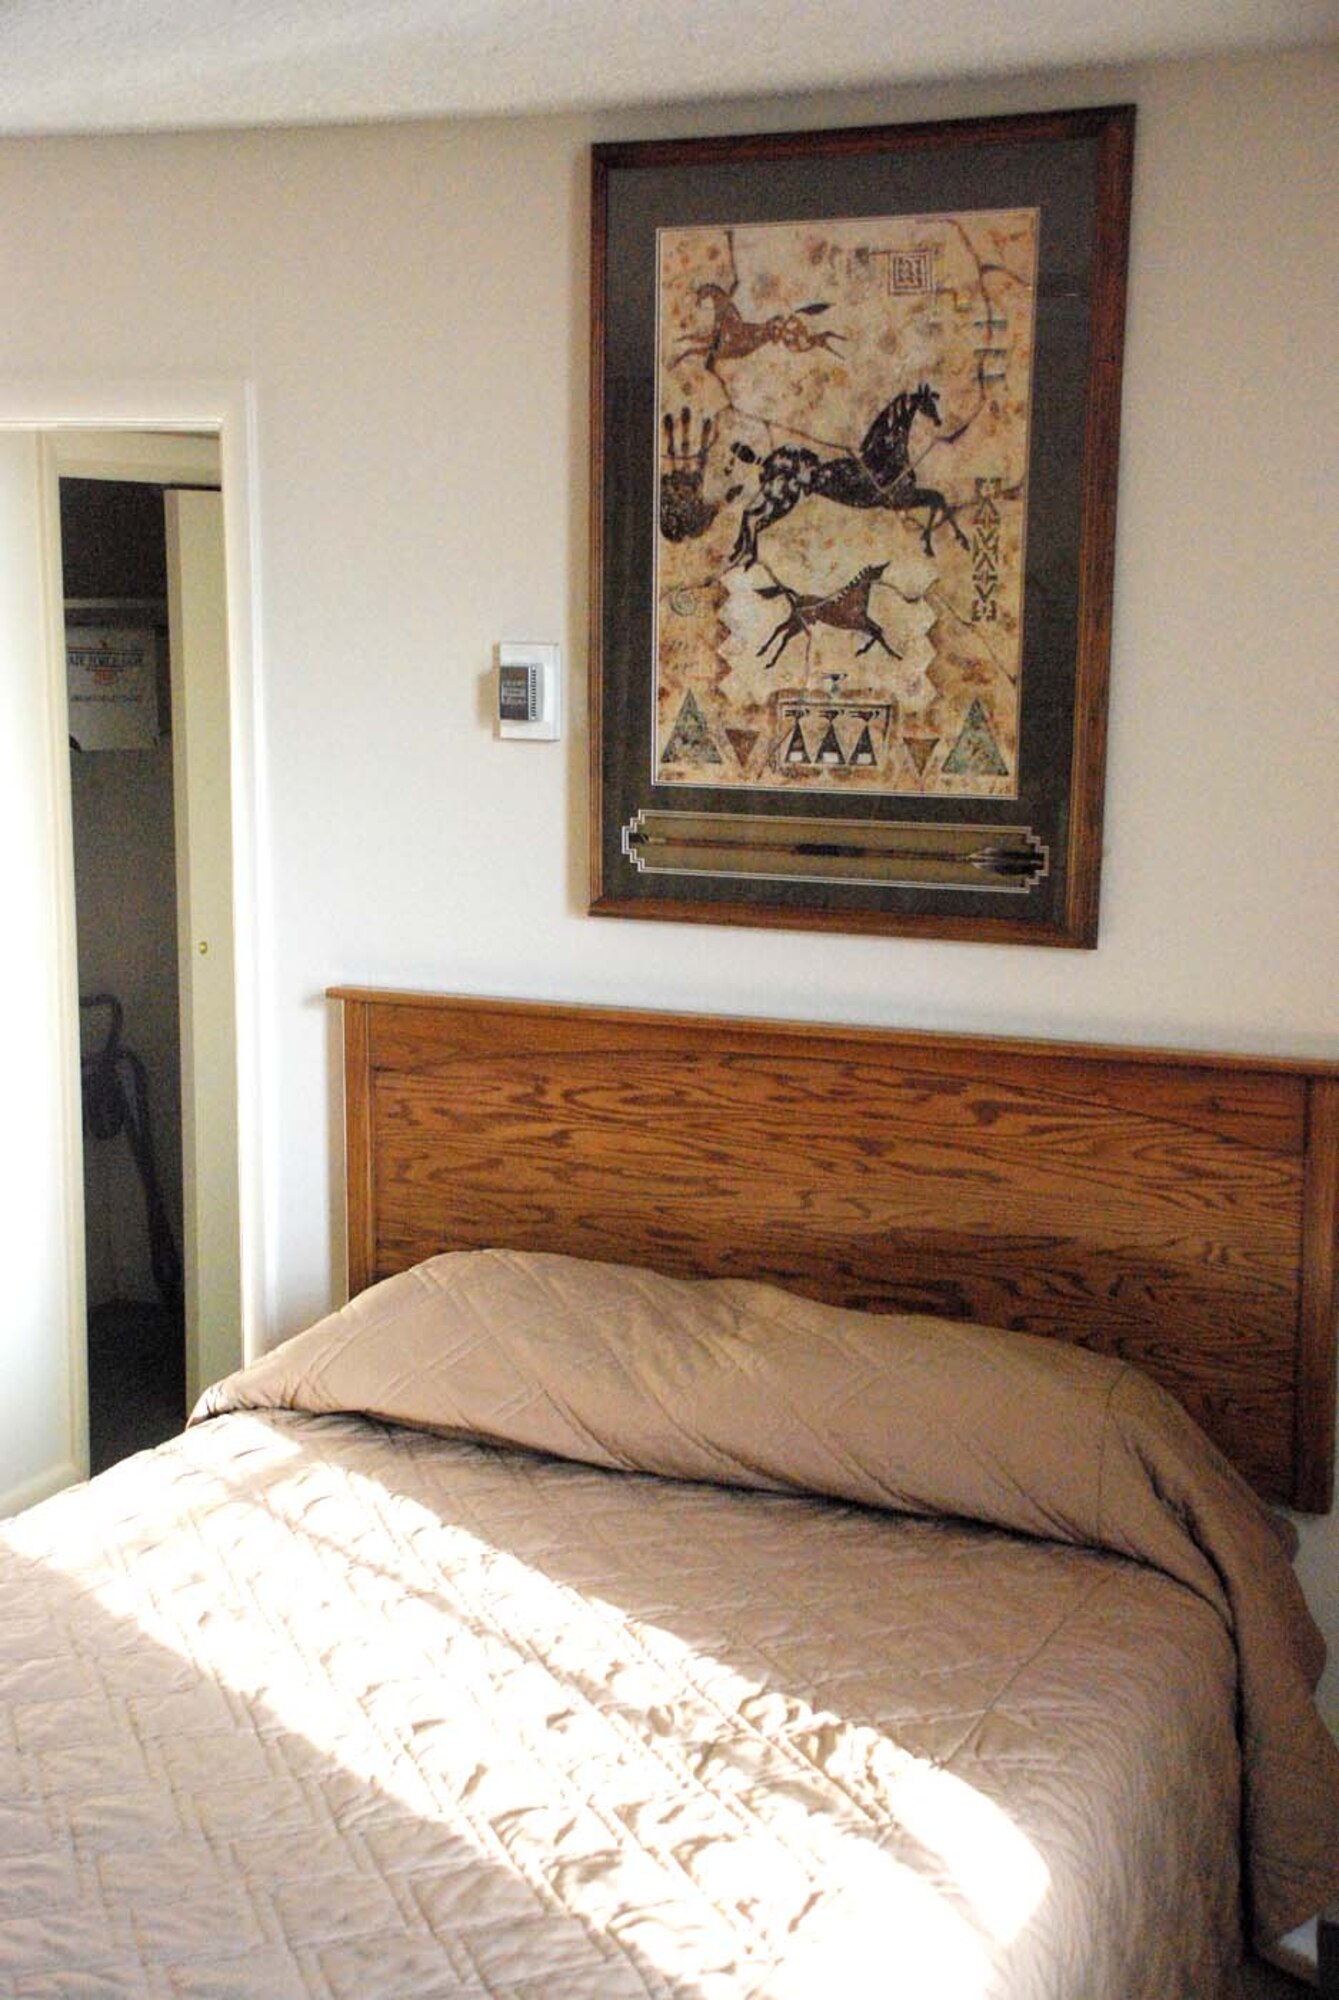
left=755, top=562, right=900, bottom=669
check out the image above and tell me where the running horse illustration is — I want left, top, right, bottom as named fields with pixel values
left=754, top=562, right=900, bottom=670
left=672, top=283, right=847, bottom=376
left=729, top=381, right=969, bottom=567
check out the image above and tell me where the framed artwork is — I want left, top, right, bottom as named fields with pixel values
left=589, top=106, right=1134, bottom=946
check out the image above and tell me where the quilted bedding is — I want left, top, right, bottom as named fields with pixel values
left=4, top=1251, right=1339, bottom=1999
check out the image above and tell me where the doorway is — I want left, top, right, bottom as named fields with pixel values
left=0, top=395, right=259, bottom=1516
left=53, top=430, right=242, bottom=1471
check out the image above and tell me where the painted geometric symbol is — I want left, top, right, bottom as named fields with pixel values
left=772, top=698, right=897, bottom=775
left=971, top=476, right=1003, bottom=624
left=889, top=247, right=937, bottom=294
left=902, top=735, right=940, bottom=777
left=943, top=698, right=1010, bottom=777
left=660, top=691, right=723, bottom=766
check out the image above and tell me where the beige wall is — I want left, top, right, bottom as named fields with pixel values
left=2, top=45, right=1337, bottom=1710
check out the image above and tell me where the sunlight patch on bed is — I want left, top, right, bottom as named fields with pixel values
left=17, top=1439, right=1050, bottom=1994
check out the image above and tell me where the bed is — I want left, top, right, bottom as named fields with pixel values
left=3, top=988, right=1338, bottom=1998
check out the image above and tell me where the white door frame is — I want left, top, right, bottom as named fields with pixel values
left=1, top=379, right=267, bottom=1482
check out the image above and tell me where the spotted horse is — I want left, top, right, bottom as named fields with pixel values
left=729, top=382, right=969, bottom=567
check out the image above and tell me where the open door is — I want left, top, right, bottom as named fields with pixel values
left=167, top=488, right=242, bottom=1404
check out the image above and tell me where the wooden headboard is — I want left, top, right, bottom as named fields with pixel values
left=330, top=988, right=1339, bottom=1512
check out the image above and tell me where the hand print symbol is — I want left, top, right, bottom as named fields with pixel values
left=659, top=407, right=741, bottom=543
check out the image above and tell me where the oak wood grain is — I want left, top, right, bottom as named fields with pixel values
left=331, top=988, right=1339, bottom=1510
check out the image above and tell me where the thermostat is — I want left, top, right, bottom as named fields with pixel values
left=496, top=641, right=561, bottom=740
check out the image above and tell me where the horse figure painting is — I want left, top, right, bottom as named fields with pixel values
left=729, top=381, right=969, bottom=567
left=672, top=283, right=847, bottom=376
left=754, top=561, right=900, bottom=670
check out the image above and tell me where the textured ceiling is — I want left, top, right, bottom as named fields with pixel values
left=0, top=0, right=1334, bottom=135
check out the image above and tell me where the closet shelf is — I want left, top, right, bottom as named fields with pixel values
left=65, top=596, right=167, bottom=614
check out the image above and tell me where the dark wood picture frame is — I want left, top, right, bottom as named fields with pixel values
left=589, top=106, right=1135, bottom=947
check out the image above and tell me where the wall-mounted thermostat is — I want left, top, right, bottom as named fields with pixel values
left=496, top=641, right=561, bottom=740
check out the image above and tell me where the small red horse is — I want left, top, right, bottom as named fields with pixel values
left=673, top=284, right=846, bottom=374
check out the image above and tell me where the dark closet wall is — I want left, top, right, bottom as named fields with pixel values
left=65, top=479, right=184, bottom=1309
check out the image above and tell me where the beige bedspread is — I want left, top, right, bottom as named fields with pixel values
left=3, top=1249, right=1335, bottom=1997
left=201, top=1249, right=1339, bottom=1952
